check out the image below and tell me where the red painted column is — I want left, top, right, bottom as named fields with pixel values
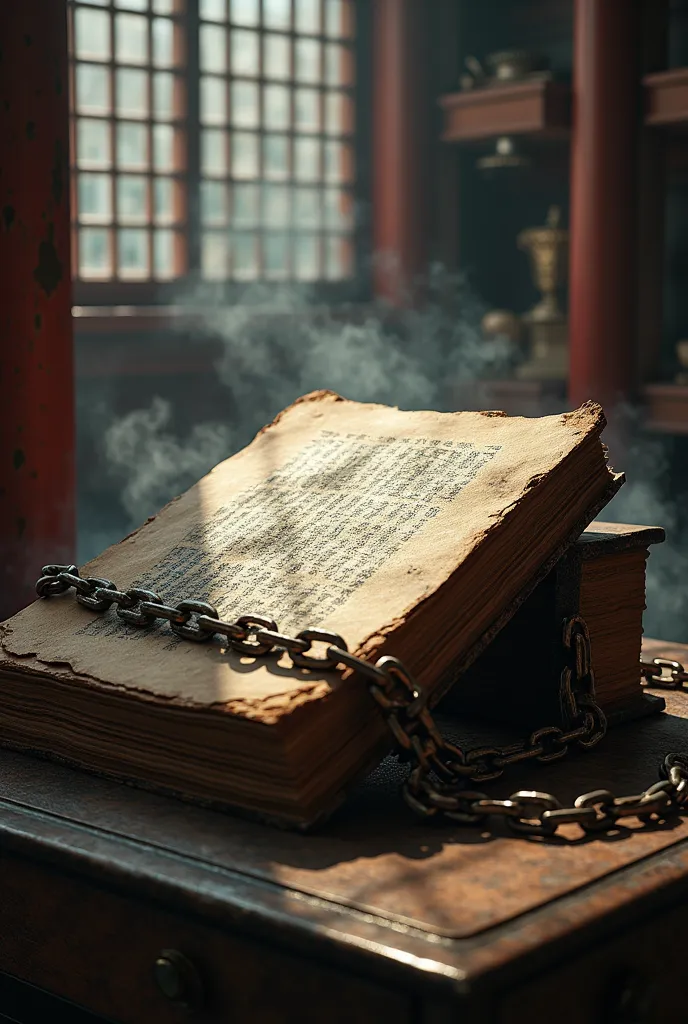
left=0, top=0, right=75, bottom=620
left=568, top=0, right=640, bottom=409
left=372, top=0, right=429, bottom=304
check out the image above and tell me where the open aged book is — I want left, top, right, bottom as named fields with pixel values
left=0, top=391, right=622, bottom=827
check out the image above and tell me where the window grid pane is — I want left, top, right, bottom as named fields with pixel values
left=69, top=0, right=188, bottom=283
left=200, top=0, right=357, bottom=282
left=69, top=0, right=358, bottom=286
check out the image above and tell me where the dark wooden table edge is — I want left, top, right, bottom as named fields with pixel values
left=2, top=792, right=688, bottom=1002
left=0, top=798, right=465, bottom=999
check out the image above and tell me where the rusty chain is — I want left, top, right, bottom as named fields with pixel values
left=640, top=657, right=688, bottom=691
left=34, top=564, right=688, bottom=837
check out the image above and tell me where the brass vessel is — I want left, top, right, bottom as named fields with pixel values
left=516, top=206, right=569, bottom=381
left=485, top=50, right=546, bottom=82
left=518, top=205, right=568, bottom=323
left=676, top=340, right=688, bottom=384
left=481, top=309, right=523, bottom=345
left=476, top=135, right=531, bottom=172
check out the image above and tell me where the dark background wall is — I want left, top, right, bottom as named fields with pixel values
left=74, top=0, right=688, bottom=642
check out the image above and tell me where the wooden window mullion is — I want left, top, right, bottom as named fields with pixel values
left=146, top=7, right=154, bottom=280
left=257, top=0, right=265, bottom=279
left=109, top=0, right=117, bottom=279
left=352, top=0, right=371, bottom=298
left=185, top=0, right=202, bottom=277
left=287, top=0, right=295, bottom=280
left=317, top=0, right=325, bottom=278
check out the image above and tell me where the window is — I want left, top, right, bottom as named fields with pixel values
left=70, top=0, right=187, bottom=286
left=68, top=0, right=362, bottom=299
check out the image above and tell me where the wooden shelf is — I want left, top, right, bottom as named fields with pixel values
left=439, top=80, right=571, bottom=143
left=643, top=383, right=688, bottom=433
left=450, top=378, right=567, bottom=417
left=644, top=68, right=688, bottom=128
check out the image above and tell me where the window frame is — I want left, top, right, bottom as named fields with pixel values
left=69, top=0, right=372, bottom=307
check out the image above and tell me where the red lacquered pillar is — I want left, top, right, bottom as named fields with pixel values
left=372, top=0, right=429, bottom=304
left=568, top=0, right=640, bottom=409
left=0, top=0, right=75, bottom=620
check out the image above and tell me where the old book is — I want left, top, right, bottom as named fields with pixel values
left=0, top=391, right=621, bottom=827
left=442, top=522, right=665, bottom=727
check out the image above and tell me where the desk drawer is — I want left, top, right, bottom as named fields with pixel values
left=0, top=852, right=412, bottom=1024
left=500, top=901, right=686, bottom=1024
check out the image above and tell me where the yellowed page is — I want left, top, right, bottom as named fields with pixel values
left=0, top=392, right=612, bottom=715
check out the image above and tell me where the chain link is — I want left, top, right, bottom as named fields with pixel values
left=34, top=565, right=688, bottom=836
left=641, top=657, right=688, bottom=691
left=401, top=756, right=688, bottom=835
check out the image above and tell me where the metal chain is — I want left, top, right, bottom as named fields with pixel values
left=640, top=657, right=688, bottom=691
left=34, top=565, right=688, bottom=836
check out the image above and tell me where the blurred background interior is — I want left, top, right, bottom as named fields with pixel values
left=4, top=0, right=688, bottom=639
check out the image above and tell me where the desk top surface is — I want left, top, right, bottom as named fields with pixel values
left=2, top=637, right=688, bottom=989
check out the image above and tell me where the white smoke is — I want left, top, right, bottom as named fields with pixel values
left=102, top=396, right=233, bottom=523
left=599, top=415, right=688, bottom=642
left=90, top=266, right=519, bottom=529
left=79, top=273, right=687, bottom=644
left=199, top=267, right=519, bottom=421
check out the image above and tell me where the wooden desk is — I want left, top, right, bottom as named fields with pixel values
left=2, top=642, right=688, bottom=1023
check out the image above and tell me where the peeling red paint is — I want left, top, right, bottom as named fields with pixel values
left=51, top=140, right=64, bottom=206
left=33, top=223, right=63, bottom=296
left=0, top=0, right=74, bottom=619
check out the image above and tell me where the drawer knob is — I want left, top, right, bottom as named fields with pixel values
left=154, top=949, right=204, bottom=1010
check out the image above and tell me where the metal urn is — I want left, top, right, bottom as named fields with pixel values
left=516, top=206, right=569, bottom=380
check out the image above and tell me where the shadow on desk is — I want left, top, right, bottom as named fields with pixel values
left=1, top=692, right=687, bottom=941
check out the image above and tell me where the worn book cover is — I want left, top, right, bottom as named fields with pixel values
left=0, top=391, right=622, bottom=825
left=443, top=522, right=665, bottom=728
